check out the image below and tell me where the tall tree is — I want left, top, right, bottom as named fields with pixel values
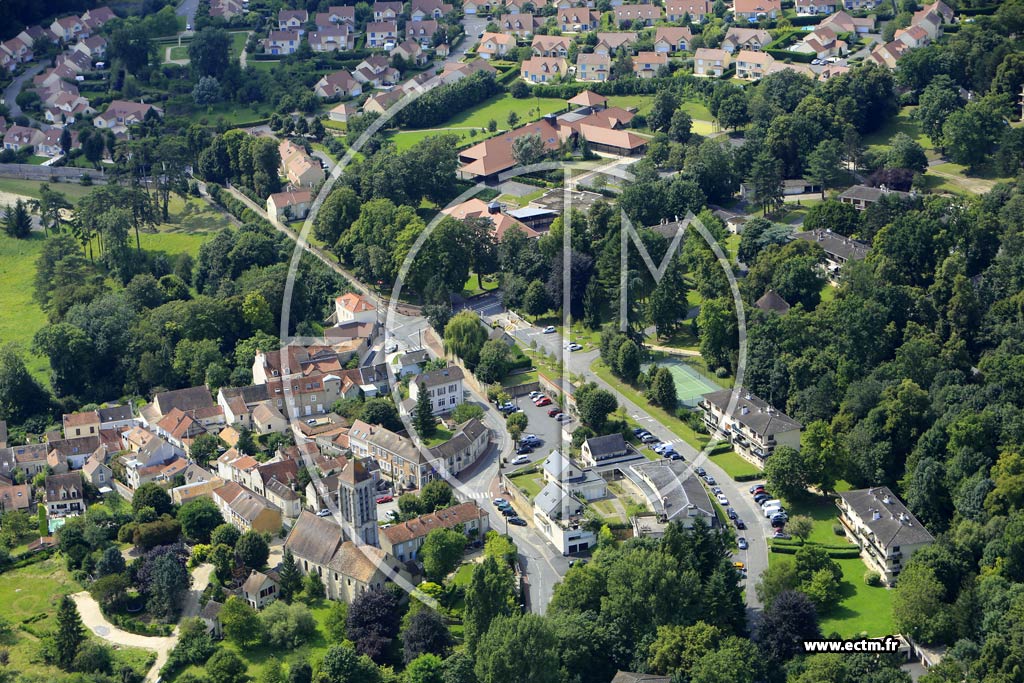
left=3, top=199, right=32, bottom=238
left=53, top=595, right=85, bottom=671
left=464, top=555, right=516, bottom=655
left=474, top=614, right=559, bottom=683
left=189, top=27, right=231, bottom=78
left=748, top=149, right=783, bottom=216
left=278, top=548, right=302, bottom=603
left=420, top=528, right=467, bottom=582
left=414, top=382, right=437, bottom=439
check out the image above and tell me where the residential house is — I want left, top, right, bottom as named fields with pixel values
left=734, top=49, right=774, bottom=80
left=348, top=420, right=429, bottom=489
left=210, top=0, right=245, bottom=19
left=611, top=673, right=671, bottom=683
left=721, top=27, right=771, bottom=52
left=406, top=20, right=440, bottom=46
left=632, top=51, right=668, bottom=78
left=521, top=56, right=567, bottom=83
left=818, top=63, right=851, bottom=80
left=755, top=289, right=791, bottom=314
left=63, top=411, right=101, bottom=439
left=315, top=70, right=362, bottom=99
left=836, top=487, right=934, bottom=585
left=438, top=58, right=498, bottom=85
left=278, top=9, right=309, bottom=33
left=440, top=198, right=538, bottom=239
left=50, top=16, right=84, bottom=42
left=44, top=472, right=84, bottom=519
left=500, top=13, right=537, bottom=38
left=199, top=601, right=224, bottom=637
left=393, top=350, right=429, bottom=378
left=213, top=481, right=283, bottom=534
left=0, top=483, right=31, bottom=513
left=93, top=100, right=160, bottom=133
left=279, top=139, right=325, bottom=189
left=327, top=5, right=357, bottom=24
left=380, top=501, right=489, bottom=561
left=733, top=0, right=782, bottom=21
left=837, top=184, right=910, bottom=210
left=653, top=26, right=693, bottom=53
left=795, top=0, right=837, bottom=13
left=252, top=403, right=289, bottom=435
left=557, top=8, right=600, bottom=31
left=426, top=418, right=490, bottom=478
left=366, top=21, right=399, bottom=48
left=868, top=40, right=909, bottom=69
left=373, top=1, right=403, bottom=20
left=576, top=52, right=611, bottom=81
left=309, top=27, right=352, bottom=52
left=793, top=25, right=846, bottom=59
left=533, top=479, right=595, bottom=554
left=266, top=30, right=301, bottom=55
left=335, top=293, right=377, bottom=324
left=463, top=0, right=491, bottom=14
left=542, top=451, right=607, bottom=500
left=3, top=125, right=43, bottom=152
left=267, top=189, right=313, bottom=222
left=594, top=32, right=638, bottom=55
left=411, top=0, right=453, bottom=20
left=631, top=459, right=718, bottom=532
left=392, top=40, right=427, bottom=65
left=532, top=34, right=571, bottom=58
left=844, top=0, right=884, bottom=9
left=581, top=433, right=629, bottom=466
left=328, top=102, right=359, bottom=123
left=699, top=388, right=803, bottom=467
left=693, top=48, right=730, bottom=76
left=82, top=455, right=113, bottom=490
left=793, top=228, right=870, bottom=279
left=665, top=0, right=711, bottom=22
left=263, top=373, right=344, bottom=418
left=0, top=444, right=49, bottom=479
left=284, top=511, right=413, bottom=604
left=122, top=426, right=177, bottom=463
left=155, top=407, right=208, bottom=450
left=477, top=32, right=516, bottom=60
left=819, top=10, right=875, bottom=34
left=614, top=4, right=661, bottom=26
left=38, top=129, right=77, bottom=157
left=241, top=570, right=279, bottom=609
left=409, top=366, right=465, bottom=415
left=80, top=7, right=117, bottom=32
left=504, top=0, right=526, bottom=14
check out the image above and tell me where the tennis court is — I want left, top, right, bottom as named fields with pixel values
left=645, top=359, right=722, bottom=407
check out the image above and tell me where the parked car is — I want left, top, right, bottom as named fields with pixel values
left=712, top=487, right=722, bottom=495
left=535, top=397, right=552, bottom=407
left=771, top=517, right=787, bottom=529
left=316, top=509, right=331, bottom=517
left=521, top=434, right=541, bottom=446
left=529, top=391, right=543, bottom=399
left=753, top=493, right=771, bottom=505
left=749, top=484, right=765, bottom=494
left=733, top=561, right=746, bottom=573
left=632, top=427, right=648, bottom=437
left=641, top=434, right=660, bottom=444
left=652, top=442, right=668, bottom=453
left=716, top=494, right=729, bottom=505
left=556, top=413, right=573, bottom=423
left=548, top=408, right=561, bottom=417
left=773, top=531, right=792, bottom=540
left=375, top=495, right=393, bottom=504
left=726, top=507, right=737, bottom=519
left=670, top=453, right=684, bottom=461
left=493, top=498, right=508, bottom=507
left=704, top=475, right=717, bottom=486
left=694, top=467, right=706, bottom=477
left=510, top=455, right=530, bottom=466
left=516, top=445, right=533, bottom=455
left=501, top=507, right=517, bottom=517
left=737, top=537, right=748, bottom=550
left=734, top=518, right=746, bottom=530
left=567, top=343, right=583, bottom=351
left=498, top=402, right=515, bottom=412
left=509, top=516, right=527, bottom=526
left=543, top=326, right=556, bottom=333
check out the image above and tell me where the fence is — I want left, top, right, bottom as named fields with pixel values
left=0, top=162, right=105, bottom=183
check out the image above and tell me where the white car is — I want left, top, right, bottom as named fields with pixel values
left=385, top=341, right=399, bottom=353
left=543, top=326, right=556, bottom=333
left=716, top=494, right=729, bottom=505
left=510, top=455, right=531, bottom=466
left=567, top=343, right=583, bottom=351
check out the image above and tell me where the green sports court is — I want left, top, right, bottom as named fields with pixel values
left=644, top=359, right=723, bottom=407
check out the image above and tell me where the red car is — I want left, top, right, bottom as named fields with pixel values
left=375, top=495, right=393, bottom=504
left=535, top=397, right=552, bottom=407
left=547, top=407, right=561, bottom=417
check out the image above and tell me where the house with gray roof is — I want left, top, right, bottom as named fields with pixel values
left=542, top=451, right=607, bottom=501
left=699, top=389, right=802, bottom=468
left=533, top=479, right=596, bottom=555
left=838, top=184, right=911, bottom=210
left=755, top=289, right=790, bottom=315
left=792, top=228, right=870, bottom=280
left=837, top=486, right=934, bottom=585
left=580, top=433, right=631, bottom=466
left=409, top=365, right=465, bottom=416
left=426, top=418, right=490, bottom=478
left=630, top=459, right=717, bottom=534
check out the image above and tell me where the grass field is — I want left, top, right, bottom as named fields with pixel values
left=169, top=44, right=189, bottom=60
left=387, top=128, right=493, bottom=151
left=707, top=445, right=762, bottom=479
left=417, top=92, right=565, bottom=131
left=422, top=426, right=454, bottom=448
left=140, top=195, right=234, bottom=258
left=0, top=178, right=93, bottom=205
left=230, top=31, right=249, bottom=61
left=862, top=106, right=935, bottom=155
left=508, top=468, right=544, bottom=500
left=607, top=96, right=717, bottom=134
left=0, top=232, right=50, bottom=380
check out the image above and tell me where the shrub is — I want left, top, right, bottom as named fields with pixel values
left=864, top=570, right=881, bottom=586
left=714, top=366, right=729, bottom=378
left=833, top=524, right=846, bottom=536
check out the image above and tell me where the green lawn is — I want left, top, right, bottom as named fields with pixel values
left=463, top=272, right=500, bottom=296
left=820, top=283, right=837, bottom=304
left=782, top=492, right=845, bottom=546
left=422, top=426, right=454, bottom=448
left=169, top=45, right=189, bottom=60
left=0, top=232, right=50, bottom=381
left=185, top=102, right=274, bottom=125
left=387, top=128, right=496, bottom=151
left=707, top=444, right=762, bottom=479
left=501, top=369, right=538, bottom=387
left=0, top=178, right=93, bottom=205
left=248, top=60, right=280, bottom=72
left=450, top=562, right=475, bottom=588
left=140, top=195, right=233, bottom=258
left=607, top=96, right=717, bottom=135
left=862, top=106, right=934, bottom=154
left=819, top=557, right=898, bottom=637
left=508, top=469, right=544, bottom=500
left=230, top=31, right=249, bottom=61
left=424, top=92, right=565, bottom=131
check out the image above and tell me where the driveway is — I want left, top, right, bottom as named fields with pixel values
left=71, top=592, right=176, bottom=683
left=176, top=0, right=199, bottom=25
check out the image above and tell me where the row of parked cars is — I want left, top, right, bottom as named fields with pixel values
left=751, top=484, right=791, bottom=539
left=632, top=427, right=682, bottom=460
left=493, top=497, right=528, bottom=526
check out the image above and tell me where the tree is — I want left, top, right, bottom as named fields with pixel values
left=414, top=382, right=438, bottom=439
left=757, top=590, right=822, bottom=664
left=464, top=556, right=516, bottom=654
left=737, top=217, right=791, bottom=265
left=649, top=621, right=723, bottom=679
left=108, top=20, right=154, bottom=73
left=221, top=596, right=264, bottom=649
left=323, top=601, right=349, bottom=643
left=206, top=648, right=249, bottom=683
left=317, top=643, right=379, bottom=683
left=3, top=200, right=32, bottom=239
left=314, top=186, right=361, bottom=247
left=697, top=298, right=735, bottom=370
left=177, top=497, right=224, bottom=543
left=649, top=367, right=678, bottom=410
left=0, top=344, right=48, bottom=423
left=748, top=149, right=783, bottom=216
left=690, top=636, right=762, bottom=683
left=189, top=433, right=223, bottom=466
left=717, top=92, right=750, bottom=130
left=886, top=132, right=928, bottom=174
left=941, top=100, right=1005, bottom=172
left=764, top=446, right=810, bottom=502
left=444, top=311, right=487, bottom=368
left=511, top=134, right=546, bottom=166
left=577, top=387, right=617, bottom=432
left=403, top=609, right=453, bottom=663
left=260, top=658, right=286, bottom=683
left=787, top=515, right=813, bottom=543
left=474, top=614, right=559, bottom=683
left=914, top=76, right=961, bottom=144
left=192, top=76, right=222, bottom=104
left=347, top=589, right=401, bottom=661
left=420, top=480, right=455, bottom=512
left=133, top=483, right=173, bottom=516
left=420, top=528, right=467, bottom=582
left=304, top=570, right=326, bottom=599
left=802, top=200, right=859, bottom=237
left=53, top=595, right=85, bottom=670
left=73, top=640, right=112, bottom=675
left=892, top=562, right=953, bottom=644
left=236, top=530, right=270, bottom=570
left=669, top=109, right=693, bottom=143
left=406, top=654, right=445, bottom=683
left=522, top=279, right=550, bottom=317
left=615, top=339, right=641, bottom=382
left=96, top=546, right=126, bottom=577
left=144, top=548, right=191, bottom=619
left=278, top=548, right=302, bottom=603
left=261, top=601, right=317, bottom=648
left=805, top=139, right=844, bottom=196
left=648, top=90, right=679, bottom=133
left=475, top=340, right=512, bottom=384
left=211, top=523, right=241, bottom=548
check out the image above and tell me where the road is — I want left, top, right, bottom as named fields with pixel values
left=176, top=0, right=199, bottom=26
left=3, top=62, right=46, bottom=121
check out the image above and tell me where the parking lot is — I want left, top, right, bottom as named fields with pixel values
left=502, top=390, right=571, bottom=473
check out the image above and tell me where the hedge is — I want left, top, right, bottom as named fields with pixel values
left=770, top=544, right=862, bottom=559
left=959, top=4, right=999, bottom=15
left=733, top=473, right=762, bottom=482
left=785, top=14, right=825, bottom=26
left=105, top=611, right=175, bottom=636
left=3, top=547, right=56, bottom=572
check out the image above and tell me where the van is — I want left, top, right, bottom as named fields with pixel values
left=763, top=505, right=782, bottom=519
left=760, top=499, right=781, bottom=511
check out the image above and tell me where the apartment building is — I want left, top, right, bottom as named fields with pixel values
left=699, top=388, right=802, bottom=468
left=837, top=486, right=934, bottom=585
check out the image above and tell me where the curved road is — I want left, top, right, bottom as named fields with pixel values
left=3, top=62, right=46, bottom=121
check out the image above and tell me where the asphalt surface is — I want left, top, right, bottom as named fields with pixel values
left=3, top=62, right=45, bottom=121
left=176, top=0, right=199, bottom=25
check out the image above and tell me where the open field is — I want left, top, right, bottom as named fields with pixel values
left=0, top=178, right=94, bottom=205
left=706, top=444, right=762, bottom=479
left=230, top=31, right=249, bottom=60
left=387, top=127, right=493, bottom=151
left=0, top=232, right=50, bottom=380
left=862, top=106, right=935, bottom=155
left=423, top=93, right=566, bottom=131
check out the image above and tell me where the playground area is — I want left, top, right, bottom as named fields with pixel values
left=644, top=358, right=722, bottom=407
